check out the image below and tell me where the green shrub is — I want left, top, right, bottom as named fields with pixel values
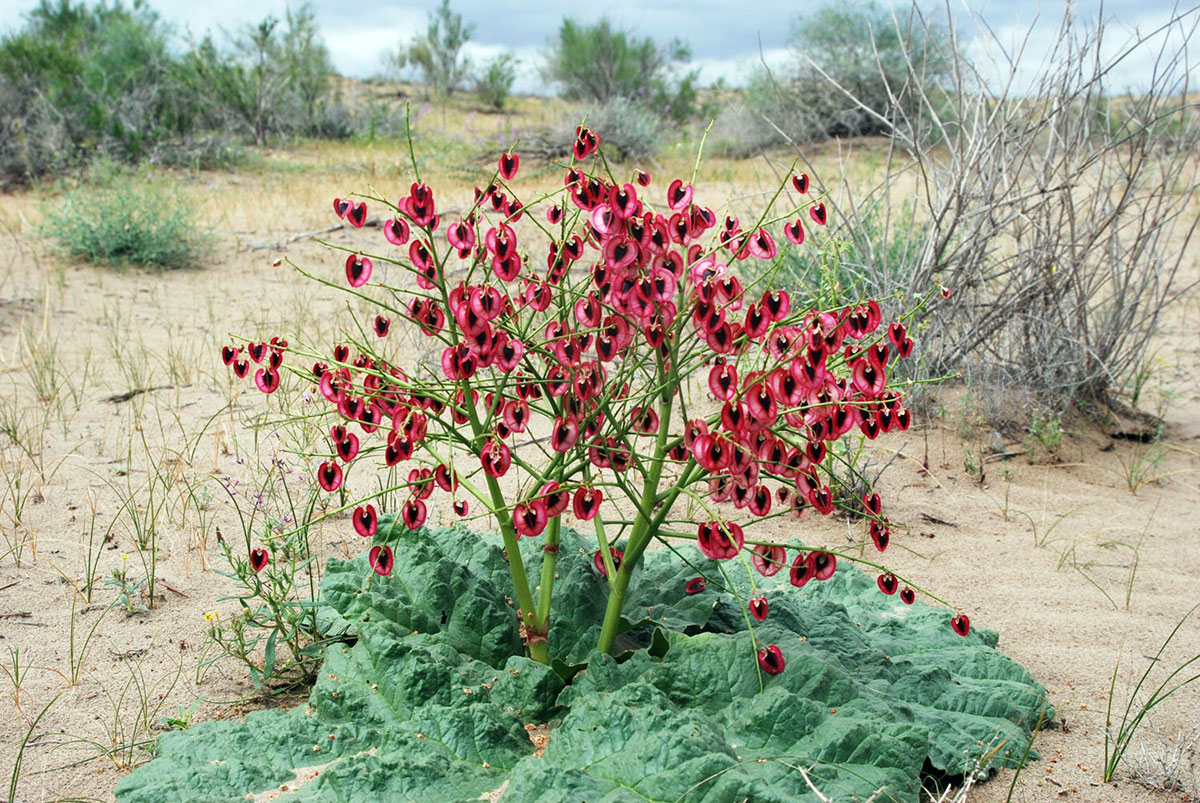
left=176, top=4, right=336, bottom=145
left=723, top=1, right=957, bottom=152
left=474, top=53, right=517, bottom=111
left=386, top=0, right=474, bottom=98
left=46, top=171, right=210, bottom=269
left=543, top=18, right=699, bottom=123
left=0, top=0, right=184, bottom=184
left=0, top=1, right=341, bottom=183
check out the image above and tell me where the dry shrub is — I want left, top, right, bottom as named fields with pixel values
left=767, top=4, right=1200, bottom=414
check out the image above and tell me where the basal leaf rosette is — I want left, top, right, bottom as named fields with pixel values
left=223, top=125, right=949, bottom=671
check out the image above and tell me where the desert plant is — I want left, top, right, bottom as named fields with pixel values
left=474, top=52, right=517, bottom=111
left=45, top=170, right=210, bottom=269
left=1105, top=604, right=1200, bottom=784
left=176, top=3, right=334, bottom=144
left=543, top=17, right=699, bottom=122
left=218, top=122, right=963, bottom=667
left=207, top=458, right=325, bottom=688
left=1026, top=411, right=1064, bottom=457
left=725, top=1, right=956, bottom=152
left=110, top=122, right=1057, bottom=803
left=768, top=2, right=1200, bottom=413
left=788, top=1, right=954, bottom=138
left=387, top=0, right=474, bottom=98
left=120, top=524, right=1053, bottom=801
left=0, top=0, right=186, bottom=184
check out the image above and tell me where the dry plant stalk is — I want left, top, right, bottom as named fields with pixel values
left=773, top=2, right=1200, bottom=413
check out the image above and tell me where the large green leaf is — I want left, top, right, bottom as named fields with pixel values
left=118, top=524, right=1052, bottom=802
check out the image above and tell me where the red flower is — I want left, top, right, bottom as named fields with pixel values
left=346, top=201, right=367, bottom=228
left=513, top=500, right=548, bottom=538
left=480, top=439, right=512, bottom=478
left=757, top=644, right=785, bottom=675
left=345, top=253, right=372, bottom=287
left=353, top=504, right=378, bottom=538
left=401, top=498, right=427, bottom=529
left=499, top=152, right=519, bottom=180
left=317, top=461, right=342, bottom=492
left=790, top=551, right=813, bottom=588
left=667, top=179, right=693, bottom=211
left=697, top=521, right=744, bottom=560
left=537, top=481, right=569, bottom=517
left=592, top=548, right=623, bottom=577
left=384, top=216, right=410, bottom=245
left=877, top=573, right=898, bottom=595
left=250, top=548, right=269, bottom=573
left=751, top=543, right=786, bottom=577
left=572, top=486, right=602, bottom=520
left=807, top=550, right=837, bottom=581
left=369, top=545, right=393, bottom=576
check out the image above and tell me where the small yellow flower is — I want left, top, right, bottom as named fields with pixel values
left=121, top=553, right=128, bottom=561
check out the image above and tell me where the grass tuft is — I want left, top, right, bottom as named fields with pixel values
left=44, top=170, right=210, bottom=270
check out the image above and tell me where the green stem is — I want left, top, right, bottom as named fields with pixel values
left=483, top=472, right=548, bottom=664
left=595, top=388, right=673, bottom=654
left=534, top=515, right=562, bottom=631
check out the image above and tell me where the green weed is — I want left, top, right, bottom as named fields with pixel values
left=44, top=169, right=210, bottom=269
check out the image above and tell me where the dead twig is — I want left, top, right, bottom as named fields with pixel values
left=245, top=217, right=383, bottom=251
left=103, top=385, right=176, bottom=404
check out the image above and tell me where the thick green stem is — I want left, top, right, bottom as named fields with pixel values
left=595, top=388, right=673, bottom=654
left=457, top=367, right=546, bottom=664
left=595, top=557, right=634, bottom=654
left=485, top=472, right=548, bottom=664
left=534, top=515, right=562, bottom=630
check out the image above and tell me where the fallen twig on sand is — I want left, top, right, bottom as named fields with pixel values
left=246, top=218, right=383, bottom=251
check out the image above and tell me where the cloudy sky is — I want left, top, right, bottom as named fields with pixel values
left=0, top=0, right=1194, bottom=93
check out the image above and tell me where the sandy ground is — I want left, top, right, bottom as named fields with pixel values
left=0, top=135, right=1197, bottom=803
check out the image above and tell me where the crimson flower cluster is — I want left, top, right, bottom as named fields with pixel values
left=223, top=126, right=969, bottom=670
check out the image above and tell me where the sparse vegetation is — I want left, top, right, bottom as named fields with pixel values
left=387, top=0, right=474, bottom=98
left=474, top=52, right=517, bottom=111
left=1, top=1, right=1199, bottom=800
left=1105, top=605, right=1200, bottom=785
left=45, top=169, right=209, bottom=269
left=543, top=17, right=699, bottom=123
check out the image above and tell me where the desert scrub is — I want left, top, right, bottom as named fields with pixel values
left=45, top=169, right=210, bottom=269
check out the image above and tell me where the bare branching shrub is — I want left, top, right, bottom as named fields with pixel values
left=770, top=4, right=1200, bottom=413
left=1125, top=722, right=1199, bottom=799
